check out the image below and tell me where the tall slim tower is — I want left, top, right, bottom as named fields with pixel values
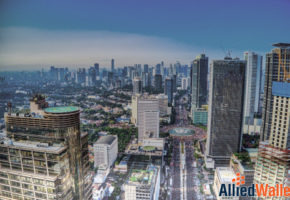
left=1, top=95, right=92, bottom=200
left=165, top=78, right=173, bottom=104
left=243, top=52, right=263, bottom=127
left=133, top=77, right=142, bottom=95
left=191, top=54, right=209, bottom=117
left=111, top=59, right=115, bottom=72
left=154, top=74, right=163, bottom=93
left=261, top=43, right=290, bottom=141
left=94, top=63, right=100, bottom=77
left=205, top=57, right=246, bottom=168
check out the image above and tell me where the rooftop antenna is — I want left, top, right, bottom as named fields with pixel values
left=225, top=50, right=232, bottom=59
left=7, top=102, right=12, bottom=115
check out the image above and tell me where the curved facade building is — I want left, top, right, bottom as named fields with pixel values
left=0, top=96, right=92, bottom=200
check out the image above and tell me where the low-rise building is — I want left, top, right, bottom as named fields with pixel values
left=114, top=161, right=128, bottom=173
left=192, top=107, right=208, bottom=125
left=230, top=154, right=255, bottom=189
left=213, top=167, right=239, bottom=200
left=124, top=165, right=160, bottom=200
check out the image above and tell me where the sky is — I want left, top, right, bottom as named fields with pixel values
left=0, top=0, right=289, bottom=70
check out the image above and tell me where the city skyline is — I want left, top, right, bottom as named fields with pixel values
left=0, top=1, right=289, bottom=199
left=1, top=0, right=290, bottom=70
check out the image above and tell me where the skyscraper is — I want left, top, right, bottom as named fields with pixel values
left=1, top=95, right=92, bottom=200
left=154, top=74, right=162, bottom=93
left=253, top=44, right=290, bottom=199
left=94, top=63, right=100, bottom=77
left=165, top=78, right=173, bottom=104
left=205, top=57, right=246, bottom=168
left=261, top=43, right=290, bottom=141
left=133, top=77, right=142, bottom=95
left=88, top=66, right=96, bottom=86
left=141, top=72, right=148, bottom=88
left=191, top=54, right=208, bottom=110
left=77, top=68, right=86, bottom=85
left=143, top=64, right=149, bottom=73
left=254, top=81, right=290, bottom=197
left=111, top=59, right=115, bottom=72
left=242, top=52, right=263, bottom=129
left=155, top=64, right=161, bottom=75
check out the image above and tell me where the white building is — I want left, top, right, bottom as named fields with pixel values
left=213, top=167, right=239, bottom=200
left=124, top=165, right=160, bottom=200
left=181, top=77, right=189, bottom=90
left=139, top=110, right=159, bottom=142
left=93, top=135, right=118, bottom=168
left=131, top=94, right=160, bottom=143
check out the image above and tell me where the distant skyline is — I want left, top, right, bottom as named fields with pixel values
left=0, top=0, right=290, bottom=70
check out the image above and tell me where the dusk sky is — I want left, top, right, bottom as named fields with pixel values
left=0, top=0, right=289, bottom=70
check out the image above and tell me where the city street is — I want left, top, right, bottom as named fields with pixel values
left=169, top=94, right=205, bottom=200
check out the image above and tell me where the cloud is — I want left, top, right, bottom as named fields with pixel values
left=0, top=27, right=225, bottom=70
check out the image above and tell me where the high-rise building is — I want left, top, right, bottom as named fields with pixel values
left=49, top=67, right=68, bottom=82
left=172, top=74, right=177, bottom=92
left=253, top=81, right=290, bottom=198
left=181, top=77, right=189, bottom=90
left=261, top=43, right=290, bottom=141
left=191, top=54, right=208, bottom=110
left=243, top=52, right=263, bottom=133
left=124, top=165, right=160, bottom=200
left=154, top=74, right=162, bottom=92
left=77, top=68, right=86, bottom=85
left=156, top=94, right=170, bottom=117
left=1, top=95, right=92, bottom=200
left=165, top=78, right=173, bottom=104
left=131, top=95, right=159, bottom=143
left=133, top=77, right=142, bottom=95
left=88, top=66, right=96, bottom=86
left=141, top=72, right=149, bottom=88
left=155, top=64, right=161, bottom=75
left=94, top=63, right=100, bottom=77
left=205, top=57, right=246, bottom=168
left=93, top=135, right=118, bottom=168
left=107, top=72, right=113, bottom=86
left=143, top=64, right=149, bottom=73
left=111, top=59, right=115, bottom=72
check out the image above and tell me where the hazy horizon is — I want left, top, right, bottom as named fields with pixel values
left=0, top=0, right=289, bottom=70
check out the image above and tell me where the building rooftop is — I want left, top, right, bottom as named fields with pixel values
left=44, top=106, right=79, bottom=114
left=272, top=43, right=290, bottom=48
left=95, top=135, right=117, bottom=145
left=128, top=169, right=154, bottom=185
left=272, top=81, right=290, bottom=98
left=216, top=167, right=236, bottom=183
left=0, top=138, right=66, bottom=153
